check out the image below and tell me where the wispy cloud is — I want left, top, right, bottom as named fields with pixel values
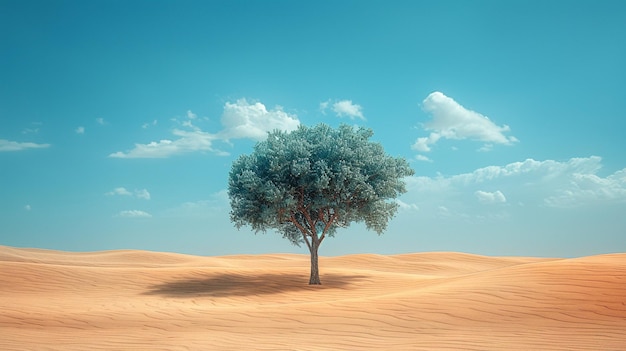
left=75, top=126, right=85, bottom=134
left=395, top=199, right=419, bottom=212
left=415, top=154, right=432, bottom=162
left=24, top=204, right=31, bottom=211
left=163, top=190, right=229, bottom=218
left=96, top=118, right=106, bottom=125
left=412, top=92, right=517, bottom=153
left=106, top=187, right=151, bottom=199
left=115, top=210, right=152, bottom=218
left=0, top=139, right=50, bottom=152
left=320, top=99, right=365, bottom=120
left=109, top=129, right=221, bottom=158
left=142, top=120, right=158, bottom=129
left=22, top=122, right=42, bottom=134
left=110, top=99, right=300, bottom=158
left=319, top=100, right=330, bottom=114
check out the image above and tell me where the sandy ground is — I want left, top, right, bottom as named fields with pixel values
left=1, top=245, right=625, bottom=350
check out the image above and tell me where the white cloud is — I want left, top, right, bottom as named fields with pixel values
left=109, top=129, right=221, bottom=158
left=332, top=100, right=365, bottom=120
left=0, top=139, right=50, bottom=152
left=110, top=140, right=172, bottom=158
left=413, top=91, right=517, bottom=153
left=134, top=189, right=151, bottom=200
left=452, top=156, right=604, bottom=184
left=404, top=156, right=626, bottom=214
left=75, top=126, right=85, bottom=134
left=111, top=99, right=300, bottom=158
left=96, top=118, right=106, bottom=125
left=106, top=187, right=133, bottom=196
left=478, top=144, right=493, bottom=152
left=544, top=168, right=626, bottom=208
left=319, top=99, right=365, bottom=120
left=219, top=99, right=300, bottom=141
left=475, top=190, right=506, bottom=204
left=106, top=187, right=151, bottom=199
left=415, top=154, right=432, bottom=162
left=390, top=158, right=626, bottom=257
left=24, top=204, right=31, bottom=211
left=412, top=134, right=441, bottom=152
left=116, top=210, right=152, bottom=218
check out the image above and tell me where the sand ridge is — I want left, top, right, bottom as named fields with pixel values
left=1, top=245, right=625, bottom=350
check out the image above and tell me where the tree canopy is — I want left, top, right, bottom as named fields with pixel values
left=228, top=123, right=414, bottom=284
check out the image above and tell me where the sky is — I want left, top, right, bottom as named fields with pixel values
left=1, top=0, right=625, bottom=258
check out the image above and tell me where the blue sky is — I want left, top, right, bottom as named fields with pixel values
left=1, top=0, right=625, bottom=257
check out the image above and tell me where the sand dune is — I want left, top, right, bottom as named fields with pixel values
left=1, top=245, right=624, bottom=350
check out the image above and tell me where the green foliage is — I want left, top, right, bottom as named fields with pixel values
left=228, top=124, right=414, bottom=248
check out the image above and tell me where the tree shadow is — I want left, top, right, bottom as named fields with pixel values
left=143, top=272, right=367, bottom=298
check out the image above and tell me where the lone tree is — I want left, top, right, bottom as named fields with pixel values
left=228, top=124, right=414, bottom=285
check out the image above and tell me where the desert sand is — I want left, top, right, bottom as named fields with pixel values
left=1, top=245, right=624, bottom=350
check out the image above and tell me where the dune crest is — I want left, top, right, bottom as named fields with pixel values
left=1, top=245, right=624, bottom=350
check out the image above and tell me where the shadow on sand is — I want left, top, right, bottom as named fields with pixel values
left=143, top=272, right=368, bottom=298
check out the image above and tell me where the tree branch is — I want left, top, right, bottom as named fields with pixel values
left=319, top=213, right=336, bottom=243
left=290, top=215, right=312, bottom=251
left=300, top=207, right=318, bottom=240
left=290, top=212, right=308, bottom=235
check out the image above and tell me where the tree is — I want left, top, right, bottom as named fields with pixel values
left=228, top=124, right=414, bottom=285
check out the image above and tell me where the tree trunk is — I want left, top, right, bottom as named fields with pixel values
left=309, top=242, right=321, bottom=285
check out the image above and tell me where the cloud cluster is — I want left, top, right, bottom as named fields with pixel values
left=107, top=187, right=152, bottom=218
left=413, top=92, right=518, bottom=154
left=106, top=187, right=151, bottom=200
left=543, top=167, right=626, bottom=208
left=219, top=99, right=300, bottom=140
left=0, top=139, right=50, bottom=152
left=110, top=99, right=300, bottom=158
left=403, top=156, right=626, bottom=215
left=320, top=99, right=365, bottom=120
